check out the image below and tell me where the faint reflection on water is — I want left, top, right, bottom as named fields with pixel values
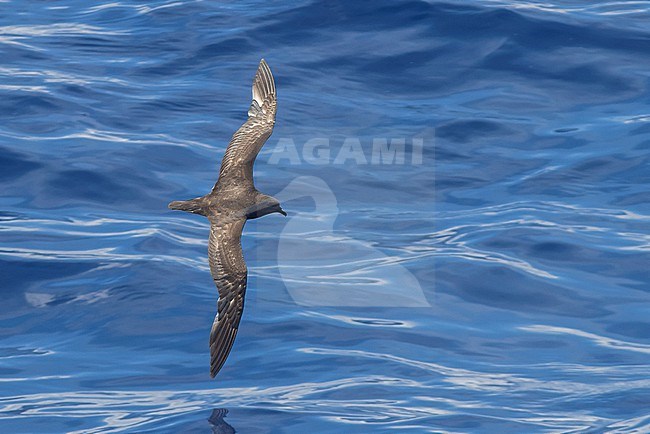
left=208, top=409, right=235, bottom=434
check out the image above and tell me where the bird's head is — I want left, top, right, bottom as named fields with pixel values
left=246, top=194, right=287, bottom=219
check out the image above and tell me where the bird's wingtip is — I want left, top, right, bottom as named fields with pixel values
left=249, top=58, right=275, bottom=118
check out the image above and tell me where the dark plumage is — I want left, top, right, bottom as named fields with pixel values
left=169, top=60, right=285, bottom=378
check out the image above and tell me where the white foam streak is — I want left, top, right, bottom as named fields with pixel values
left=0, top=246, right=207, bottom=271
left=299, top=347, right=650, bottom=395
left=521, top=325, right=650, bottom=354
left=0, top=128, right=214, bottom=150
left=474, top=0, right=650, bottom=18
left=411, top=200, right=650, bottom=279
left=0, top=375, right=71, bottom=382
left=0, top=371, right=621, bottom=433
left=84, top=1, right=186, bottom=16
left=0, top=66, right=129, bottom=86
left=0, top=24, right=129, bottom=37
left=0, top=376, right=431, bottom=433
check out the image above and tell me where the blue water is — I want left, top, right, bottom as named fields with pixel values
left=1, top=1, right=649, bottom=432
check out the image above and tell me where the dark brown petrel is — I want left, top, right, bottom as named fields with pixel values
left=168, top=60, right=285, bottom=378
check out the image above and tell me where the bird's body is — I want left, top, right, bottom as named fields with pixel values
left=169, top=60, right=285, bottom=378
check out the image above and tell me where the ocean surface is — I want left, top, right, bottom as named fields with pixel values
left=1, top=1, right=649, bottom=433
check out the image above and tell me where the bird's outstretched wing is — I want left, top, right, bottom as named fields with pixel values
left=207, top=219, right=247, bottom=378
left=216, top=59, right=277, bottom=188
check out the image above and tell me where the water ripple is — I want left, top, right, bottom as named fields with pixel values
left=0, top=0, right=648, bottom=432
left=521, top=325, right=650, bottom=354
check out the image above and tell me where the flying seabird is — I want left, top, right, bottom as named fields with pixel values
left=168, top=59, right=285, bottom=378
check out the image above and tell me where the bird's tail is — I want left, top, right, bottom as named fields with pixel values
left=168, top=198, right=207, bottom=216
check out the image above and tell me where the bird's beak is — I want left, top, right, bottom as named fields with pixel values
left=278, top=206, right=287, bottom=216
